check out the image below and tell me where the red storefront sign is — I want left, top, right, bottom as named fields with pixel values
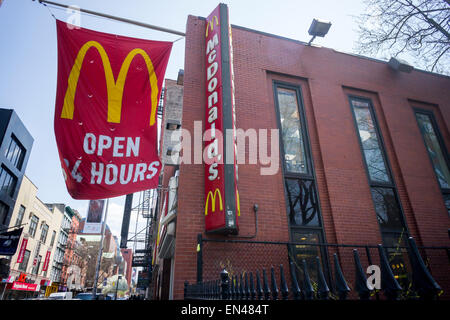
left=42, top=250, right=51, bottom=272
left=9, top=282, right=38, bottom=292
left=54, top=20, right=172, bottom=200
left=16, top=238, right=27, bottom=263
left=204, top=4, right=239, bottom=234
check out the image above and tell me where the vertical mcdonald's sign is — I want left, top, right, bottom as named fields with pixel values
left=204, top=4, right=239, bottom=234
left=54, top=20, right=172, bottom=200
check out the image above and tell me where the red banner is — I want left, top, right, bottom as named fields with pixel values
left=10, top=282, right=38, bottom=292
left=54, top=20, right=172, bottom=199
left=204, top=4, right=239, bottom=234
left=42, top=250, right=51, bottom=272
left=16, top=238, right=27, bottom=263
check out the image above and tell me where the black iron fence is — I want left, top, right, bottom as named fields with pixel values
left=184, top=235, right=449, bottom=300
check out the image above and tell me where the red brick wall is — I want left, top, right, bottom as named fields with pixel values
left=170, top=15, right=450, bottom=299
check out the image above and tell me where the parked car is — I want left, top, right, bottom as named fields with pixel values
left=48, top=292, right=73, bottom=300
left=73, top=293, right=107, bottom=300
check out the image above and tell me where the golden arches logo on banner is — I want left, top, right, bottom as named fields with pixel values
left=205, top=188, right=223, bottom=216
left=205, top=15, right=219, bottom=37
left=61, top=40, right=159, bottom=126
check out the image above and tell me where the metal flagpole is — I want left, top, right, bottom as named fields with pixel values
left=35, top=0, right=186, bottom=36
left=92, top=198, right=109, bottom=299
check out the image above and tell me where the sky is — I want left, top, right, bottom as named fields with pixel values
left=0, top=0, right=366, bottom=241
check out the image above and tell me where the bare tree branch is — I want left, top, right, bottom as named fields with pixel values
left=355, top=0, right=450, bottom=74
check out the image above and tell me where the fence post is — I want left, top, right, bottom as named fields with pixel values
left=289, top=261, right=301, bottom=300
left=377, top=244, right=402, bottom=300
left=353, top=249, right=371, bottom=300
left=406, top=237, right=442, bottom=300
left=231, top=275, right=236, bottom=300
left=270, top=266, right=279, bottom=300
left=280, top=265, right=289, bottom=300
left=239, top=273, right=244, bottom=300
left=302, top=260, right=314, bottom=300
left=184, top=281, right=189, bottom=299
left=220, top=269, right=230, bottom=300
left=316, top=256, right=330, bottom=300
left=333, top=253, right=350, bottom=300
left=250, top=272, right=256, bottom=300
left=196, top=233, right=203, bottom=283
left=244, top=273, right=250, bottom=300
left=256, top=270, right=263, bottom=300
left=262, top=268, right=271, bottom=300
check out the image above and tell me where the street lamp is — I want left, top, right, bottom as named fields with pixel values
left=307, top=18, right=332, bottom=45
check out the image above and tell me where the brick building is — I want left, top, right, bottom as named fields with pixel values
left=152, top=5, right=450, bottom=300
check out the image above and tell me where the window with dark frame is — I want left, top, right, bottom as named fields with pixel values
left=50, top=230, right=56, bottom=247
left=28, top=214, right=39, bottom=238
left=5, top=134, right=26, bottom=171
left=0, top=201, right=9, bottom=225
left=18, top=249, right=30, bottom=272
left=274, top=82, right=328, bottom=286
left=414, top=110, right=450, bottom=215
left=15, top=205, right=26, bottom=227
left=349, top=96, right=410, bottom=288
left=32, top=255, right=42, bottom=275
left=0, top=165, right=17, bottom=197
left=40, top=223, right=49, bottom=244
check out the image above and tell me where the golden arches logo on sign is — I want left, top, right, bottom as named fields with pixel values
left=61, top=40, right=159, bottom=126
left=205, top=15, right=219, bottom=37
left=204, top=188, right=223, bottom=216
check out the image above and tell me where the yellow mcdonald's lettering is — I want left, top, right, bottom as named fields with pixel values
left=205, top=15, right=219, bottom=37
left=204, top=188, right=223, bottom=216
left=61, top=41, right=159, bottom=126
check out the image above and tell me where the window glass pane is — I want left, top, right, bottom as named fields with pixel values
left=0, top=202, right=9, bottom=225
left=41, top=224, right=49, bottom=243
left=50, top=230, right=56, bottom=247
left=0, top=166, right=17, bottom=197
left=351, top=100, right=390, bottom=183
left=291, top=231, right=324, bottom=288
left=443, top=194, right=450, bottom=215
left=5, top=136, right=25, bottom=170
left=15, top=205, right=25, bottom=226
left=19, top=250, right=30, bottom=272
left=285, top=178, right=320, bottom=226
left=29, top=215, right=39, bottom=237
left=415, top=112, right=450, bottom=189
left=277, top=88, right=308, bottom=174
left=382, top=232, right=411, bottom=290
left=371, top=187, right=405, bottom=232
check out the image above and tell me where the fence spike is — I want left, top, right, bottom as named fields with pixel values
left=270, top=266, right=279, bottom=300
left=316, top=256, right=330, bottom=300
left=244, top=273, right=250, bottom=300
left=353, top=249, right=371, bottom=300
left=377, top=244, right=402, bottom=300
left=229, top=275, right=234, bottom=299
left=406, top=237, right=442, bottom=300
left=333, top=253, right=351, bottom=300
left=220, top=269, right=230, bottom=300
left=256, top=270, right=263, bottom=300
left=184, top=281, right=189, bottom=299
left=249, top=272, right=256, bottom=300
left=262, top=268, right=271, bottom=300
left=289, top=261, right=301, bottom=300
left=239, top=273, right=244, bottom=300
left=279, top=264, right=289, bottom=300
left=302, top=259, right=314, bottom=300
